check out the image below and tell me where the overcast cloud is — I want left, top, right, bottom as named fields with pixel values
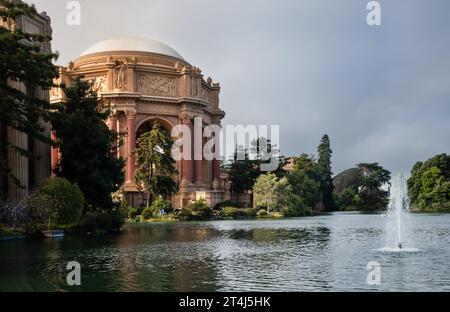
left=30, top=0, right=450, bottom=176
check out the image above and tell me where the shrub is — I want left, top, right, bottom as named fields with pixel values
left=78, top=210, right=123, bottom=234
left=128, top=207, right=139, bottom=220
left=37, top=178, right=84, bottom=230
left=221, top=207, right=256, bottom=220
left=110, top=209, right=125, bottom=231
left=141, top=207, right=154, bottom=220
left=214, top=200, right=233, bottom=210
left=257, top=209, right=268, bottom=216
left=178, top=199, right=213, bottom=221
left=150, top=199, right=173, bottom=214
left=0, top=225, right=14, bottom=237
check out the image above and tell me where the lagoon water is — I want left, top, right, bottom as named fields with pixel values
left=1, top=212, right=449, bottom=292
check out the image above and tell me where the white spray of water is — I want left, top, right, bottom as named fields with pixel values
left=379, top=173, right=419, bottom=252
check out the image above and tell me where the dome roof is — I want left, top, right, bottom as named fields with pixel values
left=80, top=36, right=184, bottom=60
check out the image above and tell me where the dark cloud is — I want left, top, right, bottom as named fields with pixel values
left=32, top=0, right=450, bottom=175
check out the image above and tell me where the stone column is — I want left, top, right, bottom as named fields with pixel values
left=51, top=130, right=59, bottom=176
left=109, top=111, right=118, bottom=154
left=180, top=114, right=193, bottom=186
left=125, top=110, right=136, bottom=184
left=213, top=159, right=221, bottom=189
left=194, top=118, right=203, bottom=185
left=212, top=120, right=222, bottom=189
left=109, top=112, right=118, bottom=132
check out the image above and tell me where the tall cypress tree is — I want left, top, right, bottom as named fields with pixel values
left=51, top=79, right=125, bottom=211
left=0, top=0, right=58, bottom=187
left=317, top=134, right=335, bottom=211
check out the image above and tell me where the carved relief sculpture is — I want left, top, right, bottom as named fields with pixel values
left=90, top=75, right=107, bottom=93
left=138, top=74, right=177, bottom=97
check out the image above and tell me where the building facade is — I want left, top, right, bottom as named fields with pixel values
left=51, top=37, right=226, bottom=208
left=0, top=10, right=53, bottom=203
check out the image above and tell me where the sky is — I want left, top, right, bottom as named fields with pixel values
left=30, top=0, right=450, bottom=176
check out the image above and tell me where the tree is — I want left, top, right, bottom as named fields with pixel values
left=0, top=1, right=58, bottom=186
left=286, top=167, right=321, bottom=210
left=51, top=79, right=125, bottom=211
left=225, top=146, right=260, bottom=194
left=407, top=153, right=450, bottom=211
left=317, top=135, right=335, bottom=211
left=250, top=138, right=286, bottom=178
left=134, top=122, right=177, bottom=208
left=333, top=163, right=391, bottom=211
left=356, top=163, right=391, bottom=211
left=36, top=177, right=84, bottom=230
left=253, top=173, right=279, bottom=213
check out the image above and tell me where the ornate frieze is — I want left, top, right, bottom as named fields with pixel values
left=85, top=75, right=107, bottom=93
left=137, top=74, right=177, bottom=97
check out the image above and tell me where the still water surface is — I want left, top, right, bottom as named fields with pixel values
left=1, top=212, right=449, bottom=291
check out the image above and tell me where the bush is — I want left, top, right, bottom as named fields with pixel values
left=0, top=225, right=14, bottom=237
left=110, top=209, right=125, bottom=230
left=282, top=194, right=308, bottom=217
left=37, top=178, right=84, bottom=230
left=128, top=207, right=139, bottom=220
left=141, top=207, right=154, bottom=220
left=221, top=207, right=257, bottom=220
left=150, top=199, right=173, bottom=214
left=214, top=201, right=233, bottom=210
left=78, top=210, right=123, bottom=234
left=257, top=209, right=268, bottom=216
left=178, top=199, right=213, bottom=221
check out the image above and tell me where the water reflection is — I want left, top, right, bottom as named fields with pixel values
left=1, top=213, right=450, bottom=291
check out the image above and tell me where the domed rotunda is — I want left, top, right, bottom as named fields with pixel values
left=51, top=36, right=226, bottom=208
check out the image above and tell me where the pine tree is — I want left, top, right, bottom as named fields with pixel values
left=317, top=134, right=336, bottom=211
left=134, top=122, right=177, bottom=208
left=0, top=0, right=58, bottom=186
left=51, top=79, right=125, bottom=211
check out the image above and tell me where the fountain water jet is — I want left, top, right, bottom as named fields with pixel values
left=379, top=173, right=419, bottom=252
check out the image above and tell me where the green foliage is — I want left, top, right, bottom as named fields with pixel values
left=51, top=79, right=125, bottom=211
left=37, top=178, right=84, bottom=229
left=78, top=209, right=124, bottom=234
left=0, top=1, right=59, bottom=186
left=334, top=163, right=391, bottom=211
left=253, top=174, right=310, bottom=217
left=134, top=122, right=177, bottom=208
left=220, top=207, right=257, bottom=220
left=257, top=209, right=268, bottom=216
left=253, top=173, right=280, bottom=212
left=0, top=224, right=14, bottom=237
left=141, top=207, right=154, bottom=220
left=225, top=146, right=260, bottom=194
left=178, top=199, right=213, bottom=221
left=150, top=198, right=173, bottom=214
left=214, top=200, right=233, bottom=210
left=317, top=135, right=336, bottom=211
left=286, top=160, right=321, bottom=210
left=408, top=154, right=450, bottom=211
left=128, top=207, right=139, bottom=220
left=335, top=187, right=358, bottom=211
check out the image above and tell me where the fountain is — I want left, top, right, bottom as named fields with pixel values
left=379, top=173, right=418, bottom=252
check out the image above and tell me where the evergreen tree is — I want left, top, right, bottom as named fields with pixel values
left=0, top=0, right=58, bottom=186
left=51, top=79, right=124, bottom=211
left=317, top=135, right=335, bottom=211
left=287, top=161, right=321, bottom=210
left=134, top=122, right=177, bottom=208
left=225, top=145, right=260, bottom=194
